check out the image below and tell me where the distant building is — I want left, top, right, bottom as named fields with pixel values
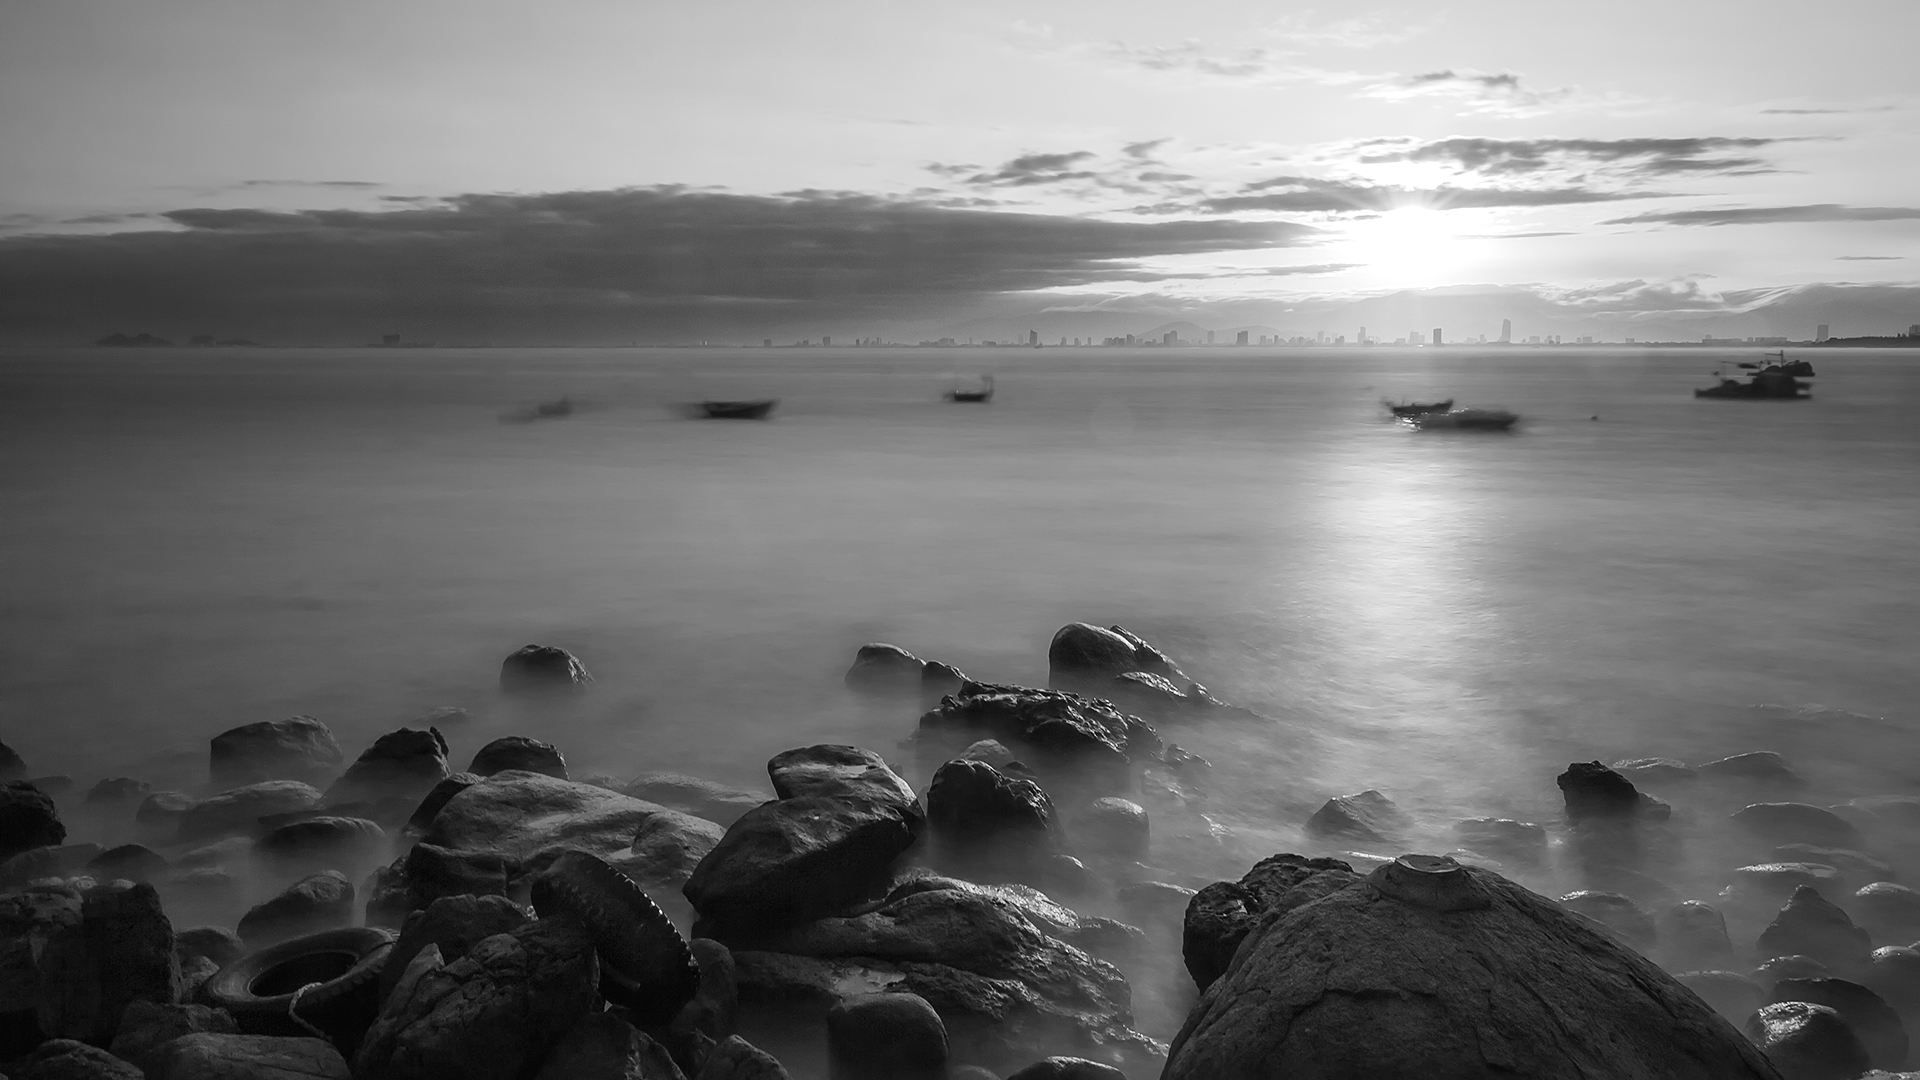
left=1164, top=330, right=1177, bottom=345
left=1029, top=330, right=1039, bottom=346
left=1431, top=328, right=1443, bottom=346
left=1500, top=319, right=1511, bottom=344
left=764, top=339, right=773, bottom=347
left=1358, top=326, right=1367, bottom=345
left=1910, top=324, right=1920, bottom=338
left=1409, top=329, right=1422, bottom=346
left=1816, top=324, right=1830, bottom=342
left=1236, top=330, right=1249, bottom=346
left=382, top=333, right=400, bottom=347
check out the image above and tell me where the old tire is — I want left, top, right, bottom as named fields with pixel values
left=203, top=926, right=395, bottom=1053
left=530, top=850, right=698, bottom=1024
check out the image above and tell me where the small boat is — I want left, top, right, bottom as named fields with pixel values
left=1695, top=352, right=1811, bottom=399
left=1383, top=397, right=1452, bottom=418
left=698, top=399, right=778, bottom=420
left=535, top=397, right=574, bottom=418
left=944, top=375, right=994, bottom=403
left=1409, top=408, right=1519, bottom=431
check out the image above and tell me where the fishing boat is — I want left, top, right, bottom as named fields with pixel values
left=697, top=399, right=778, bottom=420
left=1382, top=397, right=1452, bottom=418
left=1409, top=407, right=1519, bottom=431
left=1695, top=352, right=1811, bottom=399
left=535, top=397, right=573, bottom=418
left=944, top=375, right=995, bottom=403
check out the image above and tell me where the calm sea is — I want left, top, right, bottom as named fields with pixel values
left=3, top=344, right=1917, bottom=864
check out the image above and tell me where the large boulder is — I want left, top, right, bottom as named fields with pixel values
left=468, top=738, right=568, bottom=781
left=148, top=1033, right=352, bottom=1080
left=85, top=776, right=152, bottom=808
left=209, top=716, right=343, bottom=788
left=1559, top=890, right=1658, bottom=952
left=695, top=1035, right=789, bottom=1079
left=254, top=816, right=389, bottom=872
left=1856, top=883, right=1920, bottom=944
left=1182, top=854, right=1359, bottom=993
left=766, top=746, right=920, bottom=824
left=926, top=759, right=1056, bottom=849
left=0, top=781, right=66, bottom=863
left=365, top=844, right=513, bottom=927
left=327, top=728, right=452, bottom=806
left=827, top=992, right=947, bottom=1080
left=1660, top=900, right=1735, bottom=970
left=1302, top=790, right=1406, bottom=844
left=1733, top=803, right=1863, bottom=849
left=1047, top=623, right=1187, bottom=691
left=919, top=683, right=1160, bottom=776
left=177, top=781, right=324, bottom=842
left=1760, top=886, right=1873, bottom=974
left=1162, top=855, right=1778, bottom=1079
left=1, top=844, right=101, bottom=889
left=1006, top=1059, right=1127, bottom=1080
left=381, top=894, right=532, bottom=1002
left=87, top=844, right=169, bottom=884
left=107, top=1002, right=239, bottom=1074
left=1700, top=751, right=1803, bottom=785
left=422, top=771, right=709, bottom=881
left=1745, top=1001, right=1870, bottom=1080
left=8, top=1039, right=144, bottom=1079
left=843, top=643, right=946, bottom=694
left=499, top=644, right=591, bottom=693
left=406, top=774, right=481, bottom=835
left=354, top=917, right=600, bottom=1080
left=622, top=774, right=768, bottom=828
left=32, top=882, right=180, bottom=1047
left=1556, top=761, right=1668, bottom=823
left=0, top=740, right=23, bottom=781
left=237, top=870, right=355, bottom=947
left=1074, top=798, right=1148, bottom=860
left=1768, top=977, right=1908, bottom=1071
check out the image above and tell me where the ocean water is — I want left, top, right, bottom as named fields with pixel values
left=3, top=346, right=1917, bottom=928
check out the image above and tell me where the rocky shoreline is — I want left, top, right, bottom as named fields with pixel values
left=1, top=622, right=1917, bottom=1078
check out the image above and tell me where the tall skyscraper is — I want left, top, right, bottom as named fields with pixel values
left=1164, top=330, right=1177, bottom=345
left=823, top=336, right=831, bottom=347
left=1432, top=328, right=1443, bottom=346
left=1029, top=329, right=1039, bottom=346
left=1236, top=330, right=1249, bottom=346
left=1206, top=330, right=1215, bottom=344
left=1816, top=324, right=1830, bottom=342
left=1358, top=326, right=1367, bottom=344
left=1500, top=319, right=1511, bottom=344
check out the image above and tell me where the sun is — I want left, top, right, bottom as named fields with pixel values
left=1342, top=206, right=1473, bottom=284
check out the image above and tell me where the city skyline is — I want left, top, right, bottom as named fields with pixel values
left=1, top=0, right=1916, bottom=344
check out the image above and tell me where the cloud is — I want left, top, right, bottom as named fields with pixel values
left=1355, top=136, right=1783, bottom=177
left=1363, top=70, right=1578, bottom=116
left=963, top=151, right=1101, bottom=187
left=1096, top=40, right=1369, bottom=87
left=1200, top=176, right=1660, bottom=213
left=1836, top=255, right=1903, bottom=260
left=1266, top=13, right=1428, bottom=48
left=0, top=186, right=1316, bottom=342
left=1603, top=204, right=1920, bottom=227
left=1760, top=106, right=1897, bottom=115
left=238, top=179, right=384, bottom=189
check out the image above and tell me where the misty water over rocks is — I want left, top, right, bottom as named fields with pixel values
left=3, top=343, right=1919, bottom=1077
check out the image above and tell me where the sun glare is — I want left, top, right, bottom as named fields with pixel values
left=1343, top=207, right=1474, bottom=285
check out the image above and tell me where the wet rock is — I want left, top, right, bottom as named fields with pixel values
left=177, top=781, right=324, bottom=842
left=1303, top=790, right=1406, bottom=844
left=683, top=795, right=918, bottom=941
left=695, top=1036, right=789, bottom=1080
left=328, top=728, right=452, bottom=806
left=961, top=741, right=1020, bottom=771
left=1560, top=890, right=1657, bottom=952
left=209, top=716, right=343, bottom=788
left=844, top=643, right=931, bottom=691
left=85, top=778, right=151, bottom=806
left=8, top=1039, right=143, bottom=1079
left=1777, top=846, right=1896, bottom=891
left=919, top=682, right=1160, bottom=776
left=1453, top=818, right=1546, bottom=863
left=237, top=870, right=354, bottom=947
left=1117, top=881, right=1194, bottom=927
left=355, top=917, right=600, bottom=1080
left=626, top=812, right=725, bottom=890
left=879, top=875, right=1143, bottom=961
left=1047, top=623, right=1187, bottom=692
left=86, top=843, right=168, bottom=884
left=0, top=781, right=66, bottom=862
left=254, top=816, right=388, bottom=871
left=1865, top=946, right=1920, bottom=1012
left=950, top=1069, right=1000, bottom=1080
left=670, top=938, right=737, bottom=1050
left=147, top=1032, right=352, bottom=1080
left=1556, top=761, right=1668, bottom=823
left=499, top=643, right=592, bottom=693
left=1076, top=798, right=1148, bottom=859
left=177, top=925, right=245, bottom=967
left=1731, top=862, right=1845, bottom=904
left=107, top=1001, right=240, bottom=1075
left=622, top=774, right=768, bottom=827
left=36, top=881, right=181, bottom=1046
left=1660, top=900, right=1735, bottom=969
left=371, top=843, right=513, bottom=925
left=0, top=740, right=22, bottom=781
left=827, top=991, right=947, bottom=1080
left=135, top=790, right=194, bottom=832
left=1759, top=955, right=1835, bottom=988
left=767, top=746, right=920, bottom=819
left=1182, top=853, right=1359, bottom=993
left=1760, top=886, right=1873, bottom=974
left=1856, top=883, right=1920, bottom=944
left=1164, top=856, right=1777, bottom=1079
left=1746, top=1001, right=1871, bottom=1080
left=1734, top=803, right=1863, bottom=849
left=1701, top=751, right=1803, bottom=785
left=424, top=771, right=700, bottom=866
left=381, top=894, right=532, bottom=1001
left=532, top=1011, right=683, bottom=1080
left=927, top=759, right=1055, bottom=849
left=1676, top=970, right=1764, bottom=1024
left=1, top=844, right=100, bottom=888
left=1770, top=977, right=1908, bottom=1071
left=469, top=737, right=568, bottom=780
left=405, top=773, right=480, bottom=834
left=1612, top=758, right=1699, bottom=786
left=921, top=662, right=969, bottom=699
left=1006, top=1059, right=1126, bottom=1080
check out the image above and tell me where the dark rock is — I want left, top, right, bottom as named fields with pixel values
left=1076, top=798, right=1148, bottom=859
left=177, top=925, right=245, bottom=966
left=353, top=917, right=600, bottom=1080
left=1560, top=890, right=1657, bottom=951
left=209, top=716, right=343, bottom=788
left=1556, top=761, right=1667, bottom=823
left=927, top=759, right=1055, bottom=849
left=627, top=811, right=725, bottom=890
left=827, top=992, right=947, bottom=1080
left=375, top=843, right=513, bottom=924
left=1660, top=900, right=1735, bottom=970
left=767, top=745, right=920, bottom=820
left=1733, top=803, right=1863, bottom=849
left=1761, top=886, right=1874, bottom=973
left=879, top=875, right=1145, bottom=960
left=1453, top=818, right=1546, bottom=862
left=919, top=682, right=1160, bottom=775
left=381, top=894, right=531, bottom=1001
left=135, top=790, right=194, bottom=831
left=424, top=771, right=713, bottom=883
left=1047, top=623, right=1186, bottom=691
left=1302, top=789, right=1406, bottom=843
left=8, top=1039, right=142, bottom=1079
left=1163, top=858, right=1777, bottom=1079
left=623, top=774, right=768, bottom=827
left=149, top=1033, right=352, bottom=1079
left=1117, top=881, right=1194, bottom=927
left=1006, top=1059, right=1126, bottom=1080
left=469, top=736, right=568, bottom=780
left=1612, top=758, right=1700, bottom=785
left=844, top=643, right=930, bottom=690
left=328, top=728, right=451, bottom=806
left=1700, top=751, right=1803, bottom=785
left=670, top=938, right=737, bottom=1051
left=532, top=1012, right=683, bottom=1080
left=85, top=778, right=151, bottom=806
left=922, top=662, right=968, bottom=699
left=0, top=885, right=82, bottom=1056
left=1865, top=946, right=1920, bottom=1012
left=1776, top=846, right=1896, bottom=891
left=1, top=844, right=100, bottom=888
left=177, top=781, right=324, bottom=842
left=0, top=781, right=66, bottom=862
left=416, top=706, right=470, bottom=727
left=238, top=870, right=355, bottom=947
left=950, top=1069, right=1000, bottom=1080
left=177, top=835, right=252, bottom=870
left=107, top=1001, right=239, bottom=1075
left=0, top=740, right=23, bottom=781
left=683, top=796, right=918, bottom=941
left=85, top=843, right=168, bottom=884
left=1676, top=970, right=1764, bottom=1024
left=1759, top=955, right=1835, bottom=988
left=961, top=741, right=1020, bottom=771
left=254, top=816, right=388, bottom=871
left=695, top=1036, right=789, bottom=1080
left=406, top=773, right=480, bottom=834
left=1770, top=977, right=1908, bottom=1070
left=1182, top=853, right=1359, bottom=993
left=1731, top=863, right=1845, bottom=905
left=25, top=775, right=75, bottom=797
left=499, top=644, right=592, bottom=693
left=36, top=881, right=181, bottom=1045
left=1857, top=883, right=1920, bottom=945
left=1745, top=1001, right=1871, bottom=1080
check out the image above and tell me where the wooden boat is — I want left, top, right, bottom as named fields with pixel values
left=1383, top=397, right=1452, bottom=418
left=1409, top=408, right=1518, bottom=431
left=698, top=399, right=778, bottom=420
left=944, top=375, right=994, bottom=403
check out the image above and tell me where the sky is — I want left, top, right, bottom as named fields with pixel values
left=1, top=0, right=1917, bottom=344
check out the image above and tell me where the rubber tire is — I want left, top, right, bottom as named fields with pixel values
left=203, top=926, right=396, bottom=1052
left=531, top=850, right=698, bottom=1024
